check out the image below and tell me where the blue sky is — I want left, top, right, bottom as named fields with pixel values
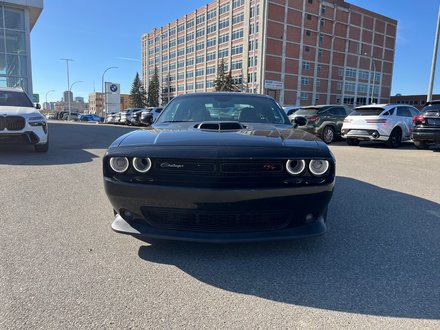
left=31, top=0, right=440, bottom=103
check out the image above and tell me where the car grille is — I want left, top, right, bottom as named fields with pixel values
left=0, top=116, right=26, bottom=131
left=141, top=207, right=295, bottom=232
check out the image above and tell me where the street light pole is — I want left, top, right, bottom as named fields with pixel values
left=364, top=53, right=377, bottom=104
left=101, top=66, right=118, bottom=116
left=61, top=58, right=74, bottom=120
left=428, top=5, right=440, bottom=102
left=45, top=90, right=55, bottom=110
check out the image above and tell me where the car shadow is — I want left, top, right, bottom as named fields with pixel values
left=137, top=176, right=440, bottom=319
left=0, top=122, right=138, bottom=166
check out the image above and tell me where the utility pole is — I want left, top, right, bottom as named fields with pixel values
left=428, top=5, right=440, bottom=102
left=60, top=58, right=74, bottom=120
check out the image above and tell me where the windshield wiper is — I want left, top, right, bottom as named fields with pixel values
left=162, top=120, right=194, bottom=123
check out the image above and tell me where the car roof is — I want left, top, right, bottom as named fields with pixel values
left=299, top=104, right=347, bottom=109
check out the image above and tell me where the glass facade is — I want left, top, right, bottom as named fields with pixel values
left=0, top=6, right=28, bottom=92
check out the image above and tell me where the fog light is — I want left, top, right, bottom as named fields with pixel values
left=109, top=157, right=129, bottom=173
left=133, top=157, right=152, bottom=173
left=286, top=159, right=306, bottom=176
left=309, top=160, right=329, bottom=176
left=305, top=213, right=314, bottom=223
left=121, top=209, right=133, bottom=221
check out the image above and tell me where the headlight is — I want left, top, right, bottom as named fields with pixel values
left=132, top=157, right=152, bottom=173
left=29, top=115, right=44, bottom=121
left=309, top=160, right=330, bottom=176
left=109, top=157, right=129, bottom=173
left=286, top=159, right=306, bottom=175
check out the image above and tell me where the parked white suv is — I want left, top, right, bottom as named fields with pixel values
left=0, top=87, right=49, bottom=152
left=341, top=104, right=419, bottom=148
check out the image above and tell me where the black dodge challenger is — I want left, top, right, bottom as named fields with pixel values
left=103, top=93, right=335, bottom=242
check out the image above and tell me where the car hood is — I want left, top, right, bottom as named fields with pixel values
left=0, top=106, right=40, bottom=116
left=113, top=122, right=320, bottom=149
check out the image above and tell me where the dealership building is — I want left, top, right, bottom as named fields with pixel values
left=0, top=0, right=43, bottom=96
left=142, top=0, right=397, bottom=106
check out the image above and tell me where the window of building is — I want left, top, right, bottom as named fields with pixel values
left=305, top=46, right=310, bottom=52
left=206, top=66, right=216, bottom=75
left=301, top=77, right=309, bottom=85
left=162, top=54, right=168, bottom=61
left=219, top=33, right=229, bottom=44
left=345, top=68, right=356, bottom=78
left=177, top=60, right=184, bottom=68
left=320, top=18, right=325, bottom=27
left=206, top=80, right=214, bottom=88
left=169, top=27, right=176, bottom=36
left=305, top=30, right=311, bottom=36
left=248, top=56, right=257, bottom=67
left=249, top=22, right=259, bottom=34
left=169, top=62, right=176, bottom=70
left=233, top=0, right=245, bottom=8
left=231, top=60, right=242, bottom=70
left=303, top=61, right=310, bottom=70
left=358, top=70, right=369, bottom=80
left=177, top=48, right=184, bottom=56
left=232, top=44, right=243, bottom=55
left=187, top=32, right=194, bottom=41
left=196, top=81, right=205, bottom=89
left=196, top=42, right=204, bottom=51
left=196, top=28, right=204, bottom=38
left=301, top=92, right=309, bottom=100
left=318, top=49, right=323, bottom=57
left=207, top=38, right=216, bottom=48
left=162, top=43, right=168, bottom=50
left=316, top=79, right=320, bottom=87
left=177, top=72, right=184, bottom=80
left=250, top=5, right=259, bottom=18
left=218, top=48, right=229, bottom=58
left=207, top=8, right=217, bottom=20
left=196, top=55, right=204, bottom=64
left=345, top=82, right=355, bottom=92
left=196, top=14, right=205, bottom=25
left=321, top=5, right=326, bottom=14
left=169, top=39, right=176, bottom=47
left=207, top=23, right=216, bottom=34
left=248, top=39, right=258, bottom=51
left=177, top=23, right=185, bottom=32
left=186, top=45, right=194, bottom=54
left=207, top=52, right=216, bottom=61
left=219, top=18, right=229, bottom=30
left=317, top=64, right=322, bottom=72
left=219, top=3, right=230, bottom=15
left=232, top=13, right=244, bottom=25
left=196, top=68, right=204, bottom=77
left=306, top=14, right=312, bottom=20
left=186, top=58, right=194, bottom=66
left=162, top=65, right=168, bottom=72
left=338, top=68, right=343, bottom=76
left=186, top=19, right=194, bottom=29
left=308, top=0, right=313, bottom=3
left=319, top=34, right=323, bottom=44
left=186, top=70, right=194, bottom=78
left=232, top=28, right=244, bottom=40
left=177, top=36, right=184, bottom=45
left=178, top=84, right=184, bottom=91
left=186, top=83, right=194, bottom=90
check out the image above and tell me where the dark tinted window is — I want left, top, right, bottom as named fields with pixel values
left=295, top=108, right=320, bottom=116
left=158, top=94, right=289, bottom=124
left=396, top=107, right=412, bottom=117
left=350, top=107, right=386, bottom=116
left=0, top=90, right=34, bottom=107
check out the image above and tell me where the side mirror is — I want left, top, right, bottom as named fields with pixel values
left=35, top=103, right=41, bottom=109
left=293, top=116, right=307, bottom=127
left=147, top=116, right=154, bottom=125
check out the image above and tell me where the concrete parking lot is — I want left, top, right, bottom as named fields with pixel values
left=1, top=121, right=439, bottom=329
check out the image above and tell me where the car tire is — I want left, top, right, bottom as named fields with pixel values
left=35, top=140, right=49, bottom=153
left=346, top=138, right=360, bottom=146
left=386, top=128, right=402, bottom=148
left=321, top=126, right=335, bottom=144
left=414, top=140, right=429, bottom=150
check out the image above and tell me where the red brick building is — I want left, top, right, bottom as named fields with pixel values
left=142, top=0, right=397, bottom=106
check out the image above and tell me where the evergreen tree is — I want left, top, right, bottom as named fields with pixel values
left=214, top=59, right=227, bottom=91
left=160, top=74, right=171, bottom=106
left=129, top=72, right=146, bottom=108
left=147, top=66, right=160, bottom=107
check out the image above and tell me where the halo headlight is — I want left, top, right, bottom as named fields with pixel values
left=286, top=159, right=306, bottom=176
left=133, top=157, right=152, bottom=173
left=309, top=159, right=330, bottom=176
left=109, top=157, right=129, bottom=173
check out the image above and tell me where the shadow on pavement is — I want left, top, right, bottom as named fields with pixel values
left=0, top=122, right=138, bottom=166
left=138, top=176, right=440, bottom=319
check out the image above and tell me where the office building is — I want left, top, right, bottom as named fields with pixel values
left=0, top=0, right=43, bottom=95
left=142, top=0, right=397, bottom=106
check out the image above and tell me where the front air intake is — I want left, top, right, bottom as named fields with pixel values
left=195, top=121, right=245, bottom=131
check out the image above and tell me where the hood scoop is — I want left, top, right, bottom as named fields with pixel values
left=195, top=121, right=246, bottom=131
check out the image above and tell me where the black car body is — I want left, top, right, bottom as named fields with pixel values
left=412, top=100, right=440, bottom=149
left=103, top=93, right=335, bottom=242
left=291, top=105, right=351, bottom=144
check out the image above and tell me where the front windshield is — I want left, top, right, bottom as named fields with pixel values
left=0, top=91, right=34, bottom=107
left=156, top=94, right=290, bottom=125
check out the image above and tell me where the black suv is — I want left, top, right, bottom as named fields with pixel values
left=412, top=100, right=440, bottom=149
left=291, top=105, right=351, bottom=144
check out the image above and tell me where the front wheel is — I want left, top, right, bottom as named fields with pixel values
left=346, top=138, right=360, bottom=146
left=321, top=126, right=335, bottom=144
left=413, top=140, right=429, bottom=150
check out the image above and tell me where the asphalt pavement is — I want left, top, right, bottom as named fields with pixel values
left=1, top=121, right=439, bottom=329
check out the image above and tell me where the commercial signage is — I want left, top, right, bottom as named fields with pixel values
left=105, top=82, right=120, bottom=113
left=264, top=80, right=284, bottom=90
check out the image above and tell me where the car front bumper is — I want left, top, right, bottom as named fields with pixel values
left=104, top=177, right=334, bottom=242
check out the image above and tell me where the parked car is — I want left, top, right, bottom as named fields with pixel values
left=103, top=92, right=335, bottom=242
left=61, top=112, right=79, bottom=121
left=79, top=114, right=104, bottom=122
left=120, top=108, right=144, bottom=125
left=341, top=104, right=419, bottom=148
left=113, top=112, right=121, bottom=124
left=283, top=105, right=301, bottom=117
left=105, top=113, right=115, bottom=124
left=129, top=108, right=146, bottom=126
left=412, top=100, right=440, bottom=149
left=290, top=105, right=351, bottom=144
left=140, top=107, right=163, bottom=125
left=0, top=87, right=49, bottom=152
